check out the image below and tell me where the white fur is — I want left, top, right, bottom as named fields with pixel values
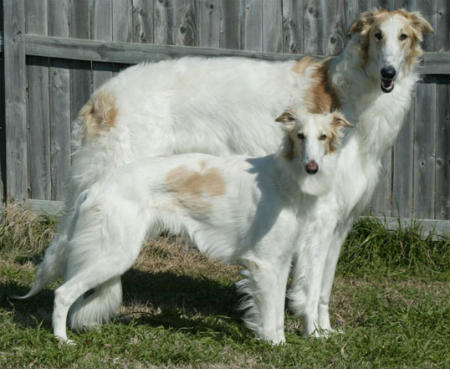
left=49, top=111, right=345, bottom=344
left=21, top=9, right=430, bottom=340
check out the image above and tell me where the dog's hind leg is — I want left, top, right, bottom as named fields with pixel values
left=53, top=255, right=135, bottom=342
left=64, top=194, right=152, bottom=332
left=16, top=191, right=88, bottom=300
left=69, top=276, right=122, bottom=331
left=237, top=258, right=289, bottom=344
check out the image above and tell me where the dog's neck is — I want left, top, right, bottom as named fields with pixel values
left=330, top=40, right=418, bottom=161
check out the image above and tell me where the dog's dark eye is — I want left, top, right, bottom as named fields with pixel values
left=375, top=31, right=383, bottom=40
left=297, top=133, right=305, bottom=140
left=399, top=33, right=408, bottom=41
left=319, top=134, right=327, bottom=141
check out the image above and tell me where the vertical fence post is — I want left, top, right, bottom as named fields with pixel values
left=0, top=0, right=5, bottom=206
left=3, top=0, right=27, bottom=202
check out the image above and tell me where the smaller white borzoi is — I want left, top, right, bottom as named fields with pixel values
left=47, top=109, right=351, bottom=344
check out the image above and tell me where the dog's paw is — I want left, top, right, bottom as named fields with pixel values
left=311, top=327, right=343, bottom=339
left=270, top=335, right=286, bottom=346
left=56, top=336, right=76, bottom=346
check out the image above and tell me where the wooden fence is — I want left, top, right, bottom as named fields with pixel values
left=1, top=0, right=449, bottom=233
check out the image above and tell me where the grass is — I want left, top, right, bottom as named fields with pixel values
left=0, top=204, right=449, bottom=368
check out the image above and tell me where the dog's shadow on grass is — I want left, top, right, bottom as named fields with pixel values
left=119, top=268, right=247, bottom=337
left=0, top=282, right=54, bottom=330
left=1, top=269, right=247, bottom=338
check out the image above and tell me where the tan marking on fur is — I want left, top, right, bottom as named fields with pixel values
left=304, top=59, right=341, bottom=114
left=78, top=91, right=118, bottom=142
left=281, top=134, right=297, bottom=161
left=165, top=165, right=225, bottom=212
left=325, top=112, right=353, bottom=154
left=292, top=56, right=315, bottom=74
left=275, top=110, right=297, bottom=161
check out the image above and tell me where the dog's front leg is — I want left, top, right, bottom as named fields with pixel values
left=317, top=220, right=353, bottom=332
left=288, top=224, right=335, bottom=337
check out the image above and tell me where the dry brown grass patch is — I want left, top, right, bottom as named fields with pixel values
left=0, top=203, right=56, bottom=257
left=134, top=237, right=240, bottom=279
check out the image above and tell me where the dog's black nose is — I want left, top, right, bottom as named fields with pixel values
left=380, top=65, right=396, bottom=79
left=305, top=161, right=318, bottom=174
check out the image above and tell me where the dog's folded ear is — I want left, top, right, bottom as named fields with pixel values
left=409, top=11, right=434, bottom=36
left=348, top=9, right=377, bottom=34
left=331, top=111, right=353, bottom=129
left=275, top=110, right=296, bottom=132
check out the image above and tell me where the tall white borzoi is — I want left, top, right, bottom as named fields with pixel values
left=21, top=9, right=433, bottom=338
left=50, top=110, right=351, bottom=344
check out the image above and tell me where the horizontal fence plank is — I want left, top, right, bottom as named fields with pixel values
left=360, top=216, right=450, bottom=239
left=22, top=199, right=450, bottom=237
left=25, top=198, right=65, bottom=217
left=25, top=34, right=306, bottom=62
left=419, top=52, right=450, bottom=75
left=24, top=34, right=450, bottom=74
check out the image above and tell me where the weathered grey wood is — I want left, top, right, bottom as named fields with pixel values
left=325, top=0, right=347, bottom=56
left=413, top=81, right=436, bottom=219
left=154, top=0, right=174, bottom=45
left=413, top=0, right=437, bottom=219
left=4, top=0, right=27, bottom=202
left=378, top=0, right=395, bottom=11
left=92, top=0, right=113, bottom=90
left=345, top=0, right=372, bottom=31
left=219, top=0, right=240, bottom=49
left=132, top=0, right=154, bottom=43
left=23, top=34, right=450, bottom=73
left=112, top=0, right=133, bottom=76
left=48, top=0, right=71, bottom=201
left=392, top=103, right=414, bottom=218
left=25, top=198, right=65, bottom=216
left=281, top=0, right=304, bottom=54
left=434, top=0, right=450, bottom=219
left=262, top=0, right=282, bottom=53
left=435, top=79, right=450, bottom=219
left=303, top=0, right=324, bottom=55
left=199, top=0, right=220, bottom=48
left=25, top=0, right=50, bottom=200
left=241, top=0, right=262, bottom=52
left=175, top=0, right=198, bottom=46
left=24, top=34, right=304, bottom=62
left=113, top=0, right=132, bottom=44
left=70, top=0, right=91, bottom=122
left=360, top=216, right=450, bottom=238
left=0, top=0, right=5, bottom=204
left=418, top=48, right=450, bottom=74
